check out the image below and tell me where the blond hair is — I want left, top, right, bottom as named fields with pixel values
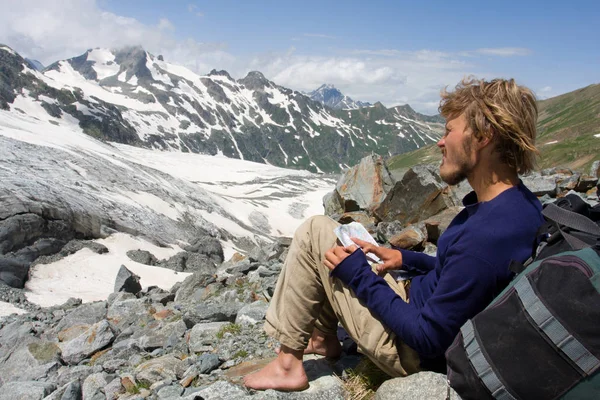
left=439, top=77, right=538, bottom=174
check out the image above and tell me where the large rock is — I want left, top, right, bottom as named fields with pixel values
left=376, top=372, right=459, bottom=399
left=54, top=301, right=107, bottom=333
left=335, top=154, right=394, bottom=212
left=114, top=265, right=142, bottom=294
left=187, top=321, right=230, bottom=352
left=130, top=319, right=187, bottom=350
left=106, top=297, right=153, bottom=333
left=235, top=301, right=269, bottom=326
left=522, top=173, right=557, bottom=197
left=0, top=381, right=56, bottom=400
left=60, top=319, right=115, bottom=365
left=376, top=164, right=460, bottom=224
left=135, top=354, right=185, bottom=385
left=174, top=272, right=216, bottom=303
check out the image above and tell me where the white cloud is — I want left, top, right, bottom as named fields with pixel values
left=158, top=18, right=174, bottom=31
left=0, top=0, right=498, bottom=114
left=474, top=47, right=531, bottom=57
left=0, top=0, right=228, bottom=74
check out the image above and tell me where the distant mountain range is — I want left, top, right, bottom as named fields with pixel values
left=307, top=84, right=371, bottom=110
left=387, top=83, right=600, bottom=174
left=0, top=44, right=443, bottom=173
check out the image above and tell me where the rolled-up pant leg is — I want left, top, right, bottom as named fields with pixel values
left=264, top=216, right=421, bottom=377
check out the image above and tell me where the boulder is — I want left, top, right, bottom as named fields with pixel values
left=135, top=354, right=185, bottom=385
left=376, top=164, right=460, bottom=224
left=126, top=249, right=158, bottom=265
left=130, top=319, right=187, bottom=350
left=388, top=224, right=427, bottom=250
left=184, top=235, right=224, bottom=265
left=0, top=381, right=56, bottom=400
left=422, top=206, right=463, bottom=244
left=235, top=301, right=269, bottom=326
left=187, top=322, right=229, bottom=352
left=323, top=189, right=344, bottom=217
left=522, top=173, right=557, bottom=197
left=376, top=371, right=460, bottom=400
left=60, top=319, right=115, bottom=365
left=173, top=272, right=216, bottom=303
left=113, top=265, right=142, bottom=294
left=336, top=154, right=394, bottom=212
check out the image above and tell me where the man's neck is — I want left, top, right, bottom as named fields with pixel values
left=467, top=164, right=519, bottom=203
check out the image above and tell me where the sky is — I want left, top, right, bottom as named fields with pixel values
left=0, top=0, right=598, bottom=114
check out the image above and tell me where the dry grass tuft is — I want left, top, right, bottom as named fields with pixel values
left=338, top=358, right=390, bottom=400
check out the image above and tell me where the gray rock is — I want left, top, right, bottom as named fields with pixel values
left=188, top=322, right=229, bottom=352
left=183, top=302, right=242, bottom=326
left=190, top=380, right=249, bottom=400
left=54, top=301, right=107, bottom=333
left=225, top=259, right=259, bottom=275
left=322, top=189, right=344, bottom=217
left=55, top=365, right=94, bottom=387
left=158, top=384, right=184, bottom=398
left=60, top=319, right=115, bottom=365
left=43, top=379, right=82, bottom=400
left=174, top=272, right=216, bottom=303
left=126, top=249, right=158, bottom=265
left=335, top=154, right=394, bottom=212
left=522, top=173, right=557, bottom=197
left=81, top=373, right=107, bottom=400
left=130, top=319, right=187, bottom=350
left=103, top=377, right=124, bottom=400
left=114, top=265, right=142, bottom=294
left=106, top=297, right=152, bottom=333
left=0, top=381, right=56, bottom=400
left=235, top=301, right=268, bottom=326
left=135, top=355, right=185, bottom=385
left=197, top=353, right=221, bottom=374
left=376, top=164, right=460, bottom=224
left=375, top=371, right=459, bottom=400
left=184, top=235, right=225, bottom=265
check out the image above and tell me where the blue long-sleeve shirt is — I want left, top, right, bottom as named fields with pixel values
left=331, top=182, right=543, bottom=365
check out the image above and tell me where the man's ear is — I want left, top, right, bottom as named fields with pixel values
left=475, top=131, right=494, bottom=150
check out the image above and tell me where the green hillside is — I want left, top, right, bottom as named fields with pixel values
left=387, top=83, right=600, bottom=174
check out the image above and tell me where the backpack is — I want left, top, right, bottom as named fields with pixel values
left=445, top=194, right=600, bottom=400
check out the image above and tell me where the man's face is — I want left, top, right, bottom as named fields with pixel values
left=437, top=114, right=476, bottom=185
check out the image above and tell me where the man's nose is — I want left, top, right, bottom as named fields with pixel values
left=437, top=138, right=444, bottom=148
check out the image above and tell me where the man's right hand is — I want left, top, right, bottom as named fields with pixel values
left=351, top=238, right=403, bottom=273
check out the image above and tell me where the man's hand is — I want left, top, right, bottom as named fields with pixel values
left=324, top=245, right=358, bottom=271
left=351, top=238, right=403, bottom=273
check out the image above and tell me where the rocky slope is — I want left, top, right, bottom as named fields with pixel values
left=0, top=44, right=443, bottom=173
left=1, top=153, right=598, bottom=399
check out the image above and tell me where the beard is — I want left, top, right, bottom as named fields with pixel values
left=439, top=137, right=474, bottom=186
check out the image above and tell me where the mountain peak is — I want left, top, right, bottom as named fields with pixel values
left=238, top=71, right=271, bottom=90
left=208, top=69, right=233, bottom=80
left=308, top=84, right=371, bottom=110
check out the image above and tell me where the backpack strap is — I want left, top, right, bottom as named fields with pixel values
left=515, top=276, right=600, bottom=375
left=542, top=203, right=600, bottom=235
left=461, top=320, right=517, bottom=400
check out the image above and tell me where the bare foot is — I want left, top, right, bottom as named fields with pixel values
left=276, top=329, right=342, bottom=358
left=244, top=347, right=309, bottom=391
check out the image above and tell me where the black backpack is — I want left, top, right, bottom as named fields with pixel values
left=446, top=194, right=600, bottom=400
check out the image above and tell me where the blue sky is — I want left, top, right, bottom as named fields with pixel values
left=1, top=0, right=599, bottom=113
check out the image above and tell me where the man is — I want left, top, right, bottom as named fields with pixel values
left=244, top=77, right=544, bottom=391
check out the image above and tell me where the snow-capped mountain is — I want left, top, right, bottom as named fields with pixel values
left=307, top=83, right=371, bottom=110
left=0, top=45, right=443, bottom=172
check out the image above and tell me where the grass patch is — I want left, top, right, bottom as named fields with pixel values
left=339, top=358, right=390, bottom=400
left=233, top=349, right=249, bottom=358
left=216, top=323, right=242, bottom=339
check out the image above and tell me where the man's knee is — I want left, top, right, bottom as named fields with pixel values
left=293, top=215, right=339, bottom=251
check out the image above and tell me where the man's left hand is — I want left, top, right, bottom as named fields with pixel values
left=324, top=245, right=358, bottom=271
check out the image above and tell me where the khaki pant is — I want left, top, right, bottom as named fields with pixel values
left=264, top=215, right=421, bottom=377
